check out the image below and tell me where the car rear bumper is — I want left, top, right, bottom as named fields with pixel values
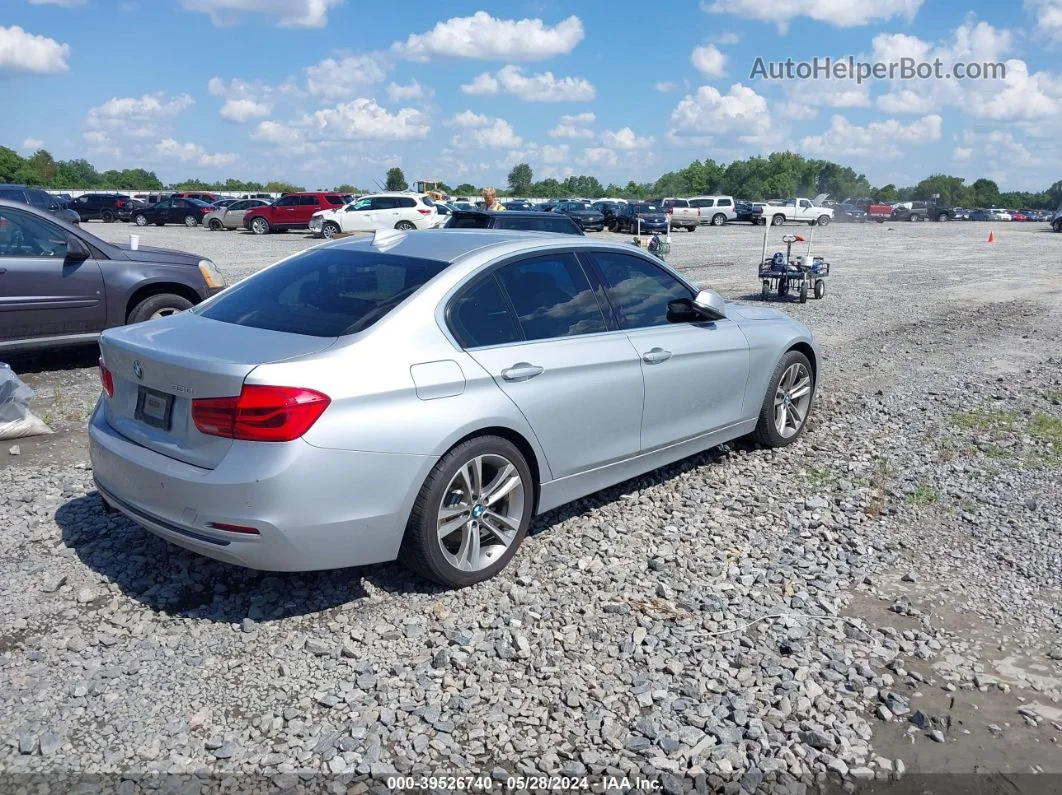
left=88, top=402, right=437, bottom=571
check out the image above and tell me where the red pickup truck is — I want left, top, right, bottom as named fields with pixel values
left=244, top=192, right=346, bottom=234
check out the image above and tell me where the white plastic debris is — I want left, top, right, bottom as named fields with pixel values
left=0, top=363, right=53, bottom=441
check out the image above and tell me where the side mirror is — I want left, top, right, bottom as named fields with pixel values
left=667, top=290, right=727, bottom=323
left=66, top=235, right=91, bottom=262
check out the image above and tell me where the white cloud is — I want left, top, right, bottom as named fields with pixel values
left=799, top=113, right=942, bottom=158
left=156, top=138, right=238, bottom=167
left=871, top=21, right=1062, bottom=123
left=952, top=146, right=973, bottom=160
left=716, top=32, right=740, bottom=45
left=702, top=0, right=923, bottom=33
left=253, top=99, right=429, bottom=152
left=601, top=128, right=654, bottom=150
left=28, top=0, right=85, bottom=6
left=668, top=83, right=772, bottom=142
left=580, top=147, right=618, bottom=167
left=691, top=44, right=727, bottom=78
left=787, top=80, right=870, bottom=108
left=86, top=92, right=194, bottom=129
left=460, top=64, right=594, bottom=101
left=219, top=99, right=271, bottom=122
left=393, top=12, right=584, bottom=61
left=179, top=0, right=345, bottom=28
left=304, top=53, right=389, bottom=99
left=1026, top=0, right=1062, bottom=43
left=448, top=110, right=522, bottom=149
left=386, top=80, right=432, bottom=102
left=655, top=81, right=677, bottom=92
left=549, top=112, right=595, bottom=138
left=0, top=25, right=70, bottom=74
left=21, top=138, right=44, bottom=152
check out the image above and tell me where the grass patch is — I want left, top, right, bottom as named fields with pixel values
left=1029, top=412, right=1062, bottom=443
left=980, top=444, right=1013, bottom=460
left=806, top=466, right=835, bottom=488
left=1042, top=389, right=1062, bottom=404
left=951, top=409, right=1018, bottom=433
left=908, top=484, right=939, bottom=505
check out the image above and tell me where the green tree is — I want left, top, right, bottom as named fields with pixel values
left=912, top=174, right=968, bottom=207
left=507, top=163, right=533, bottom=195
left=56, top=158, right=99, bottom=187
left=333, top=183, right=368, bottom=194
left=1046, top=180, right=1062, bottom=209
left=264, top=180, right=304, bottom=194
left=453, top=183, right=478, bottom=196
left=0, top=146, right=24, bottom=182
left=531, top=178, right=562, bottom=197
left=876, top=184, right=899, bottom=202
left=385, top=167, right=408, bottom=191
left=970, top=178, right=1000, bottom=208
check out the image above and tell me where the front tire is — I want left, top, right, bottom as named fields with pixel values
left=761, top=282, right=770, bottom=301
left=814, top=280, right=826, bottom=299
left=128, top=293, right=194, bottom=324
left=938, top=212, right=949, bottom=222
left=816, top=215, right=830, bottom=226
left=133, top=214, right=148, bottom=226
left=399, top=436, right=533, bottom=588
left=321, top=221, right=340, bottom=239
left=1054, top=219, right=1062, bottom=232
left=101, top=210, right=115, bottom=223
left=250, top=217, right=270, bottom=235
left=208, top=218, right=223, bottom=231
left=751, top=350, right=815, bottom=447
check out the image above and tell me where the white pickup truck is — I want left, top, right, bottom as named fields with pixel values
left=755, top=194, right=833, bottom=226
left=656, top=198, right=701, bottom=232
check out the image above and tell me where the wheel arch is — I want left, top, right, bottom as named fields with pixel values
left=125, top=282, right=203, bottom=324
left=787, top=340, right=818, bottom=381
left=445, top=425, right=544, bottom=515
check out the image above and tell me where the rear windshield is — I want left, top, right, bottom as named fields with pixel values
left=197, top=248, right=449, bottom=337
left=631, top=204, right=660, bottom=213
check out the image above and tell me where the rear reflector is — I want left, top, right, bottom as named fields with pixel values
left=208, top=522, right=260, bottom=535
left=192, top=385, right=330, bottom=442
left=98, top=357, right=114, bottom=397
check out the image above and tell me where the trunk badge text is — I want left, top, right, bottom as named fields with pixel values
left=133, top=360, right=143, bottom=380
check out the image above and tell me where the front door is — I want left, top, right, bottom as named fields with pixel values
left=459, top=252, right=644, bottom=479
left=583, top=249, right=750, bottom=452
left=0, top=207, right=106, bottom=342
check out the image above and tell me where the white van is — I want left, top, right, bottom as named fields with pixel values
left=688, top=195, right=737, bottom=226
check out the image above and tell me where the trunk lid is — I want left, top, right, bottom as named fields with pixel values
left=99, top=313, right=337, bottom=469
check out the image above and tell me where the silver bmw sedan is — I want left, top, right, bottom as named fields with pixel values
left=90, top=229, right=818, bottom=587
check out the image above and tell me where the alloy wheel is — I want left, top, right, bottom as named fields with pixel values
left=773, top=362, right=813, bottom=438
left=436, top=454, right=525, bottom=572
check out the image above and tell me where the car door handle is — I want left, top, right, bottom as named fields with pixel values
left=642, top=347, right=672, bottom=364
left=501, top=363, right=544, bottom=382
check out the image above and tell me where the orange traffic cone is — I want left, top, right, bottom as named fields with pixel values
left=987, top=231, right=995, bottom=243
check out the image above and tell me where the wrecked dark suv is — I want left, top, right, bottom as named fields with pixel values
left=0, top=199, right=227, bottom=353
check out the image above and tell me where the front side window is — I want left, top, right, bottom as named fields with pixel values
left=229, top=200, right=250, bottom=211
left=0, top=209, right=68, bottom=258
left=155, top=199, right=172, bottom=209
left=449, top=277, right=520, bottom=348
left=347, top=198, right=372, bottom=212
left=275, top=196, right=298, bottom=207
left=299, top=195, right=320, bottom=206
left=197, top=248, right=448, bottom=337
left=588, top=251, right=693, bottom=330
left=495, top=254, right=606, bottom=341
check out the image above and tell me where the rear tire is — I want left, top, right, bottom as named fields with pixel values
left=399, top=435, right=533, bottom=588
left=183, top=214, right=198, bottom=227
left=711, top=213, right=725, bottom=226
left=799, top=280, right=808, bottom=303
left=761, top=282, right=770, bottom=301
left=128, top=293, right=194, bottom=324
left=395, top=220, right=416, bottom=231
left=751, top=350, right=815, bottom=448
left=771, top=214, right=785, bottom=226
left=687, top=225, right=696, bottom=232
left=101, top=210, right=115, bottom=223
left=937, top=212, right=949, bottom=222
left=814, top=280, right=826, bottom=299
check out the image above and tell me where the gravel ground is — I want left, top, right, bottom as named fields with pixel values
left=1, top=219, right=1061, bottom=793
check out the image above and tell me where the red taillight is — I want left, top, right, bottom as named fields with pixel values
left=98, top=357, right=114, bottom=397
left=417, top=208, right=431, bottom=215
left=200, top=206, right=211, bottom=213
left=115, top=200, right=126, bottom=207
left=667, top=207, right=673, bottom=214
left=192, top=385, right=330, bottom=442
left=208, top=521, right=260, bottom=535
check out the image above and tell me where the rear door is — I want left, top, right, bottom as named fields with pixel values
left=0, top=206, right=106, bottom=342
left=168, top=198, right=190, bottom=224
left=459, top=252, right=643, bottom=478
left=293, top=195, right=321, bottom=226
left=583, top=249, right=750, bottom=451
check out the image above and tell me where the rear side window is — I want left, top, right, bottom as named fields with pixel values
left=325, top=195, right=344, bottom=205
left=445, top=214, right=489, bottom=229
left=689, top=199, right=715, bottom=208
left=718, top=199, right=733, bottom=207
left=495, top=254, right=606, bottom=341
left=449, top=277, right=520, bottom=348
left=0, top=189, right=25, bottom=202
left=198, top=248, right=448, bottom=337
left=398, top=197, right=416, bottom=208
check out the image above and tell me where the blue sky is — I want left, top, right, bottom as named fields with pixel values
left=1, top=0, right=1060, bottom=191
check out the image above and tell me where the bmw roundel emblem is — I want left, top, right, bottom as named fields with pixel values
left=133, top=360, right=143, bottom=380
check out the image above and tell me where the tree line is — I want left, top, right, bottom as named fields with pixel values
left=3, top=144, right=1059, bottom=209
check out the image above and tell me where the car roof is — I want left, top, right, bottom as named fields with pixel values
left=322, top=228, right=636, bottom=264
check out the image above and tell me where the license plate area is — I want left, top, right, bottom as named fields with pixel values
left=135, top=386, right=174, bottom=431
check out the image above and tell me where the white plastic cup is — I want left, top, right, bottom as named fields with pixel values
left=129, top=234, right=140, bottom=250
